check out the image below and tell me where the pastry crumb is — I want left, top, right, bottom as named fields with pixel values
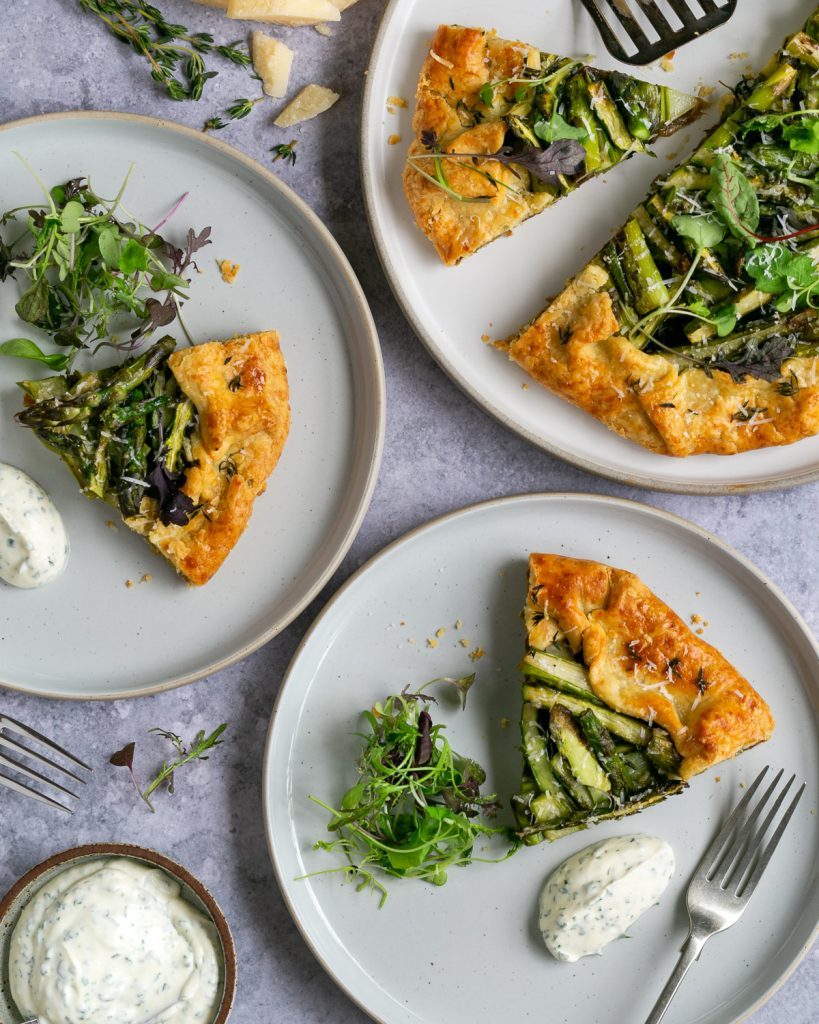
left=697, top=83, right=715, bottom=99
left=696, top=628, right=704, bottom=635
left=660, top=52, right=675, bottom=72
left=125, top=579, right=134, bottom=589
left=140, top=573, right=153, bottom=584
left=314, top=23, right=334, bottom=36
left=387, top=133, right=402, bottom=145
left=454, top=618, right=462, bottom=630
left=426, top=637, right=439, bottom=649
left=469, top=646, right=485, bottom=662
left=691, top=613, right=703, bottom=624
left=219, top=260, right=241, bottom=284
left=435, top=627, right=446, bottom=638
left=728, top=51, right=749, bottom=60
left=459, top=638, right=470, bottom=648
left=481, top=333, right=490, bottom=342
left=500, top=717, right=510, bottom=729
left=106, top=520, right=118, bottom=531
left=399, top=620, right=406, bottom=626
left=388, top=95, right=408, bottom=108
left=521, top=382, right=529, bottom=390
left=715, top=776, right=721, bottom=782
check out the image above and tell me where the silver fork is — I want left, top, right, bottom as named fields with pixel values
left=0, top=715, right=91, bottom=813
left=645, top=765, right=805, bottom=1024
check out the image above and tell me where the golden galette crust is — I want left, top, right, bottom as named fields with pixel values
left=132, top=332, right=290, bottom=586
left=403, top=25, right=555, bottom=266
left=503, top=265, right=819, bottom=456
left=524, top=554, right=774, bottom=780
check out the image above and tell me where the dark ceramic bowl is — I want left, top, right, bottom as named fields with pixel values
left=0, top=843, right=236, bottom=1024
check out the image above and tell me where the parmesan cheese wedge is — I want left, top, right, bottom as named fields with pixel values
left=252, top=32, right=294, bottom=98
left=327, top=0, right=360, bottom=9
left=274, top=84, right=340, bottom=127
left=227, top=0, right=341, bottom=26
left=191, top=0, right=228, bottom=7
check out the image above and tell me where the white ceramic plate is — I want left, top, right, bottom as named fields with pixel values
left=264, top=494, right=819, bottom=1024
left=0, top=112, right=384, bottom=699
left=361, top=0, right=819, bottom=493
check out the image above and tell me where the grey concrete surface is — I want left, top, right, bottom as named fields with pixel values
left=0, top=1, right=816, bottom=1022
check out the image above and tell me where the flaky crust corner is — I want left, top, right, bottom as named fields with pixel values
left=138, top=331, right=290, bottom=586
left=403, top=25, right=553, bottom=266
left=524, top=553, right=774, bottom=780
left=503, top=265, right=819, bottom=456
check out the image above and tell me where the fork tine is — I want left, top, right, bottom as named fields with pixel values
left=0, top=733, right=88, bottom=786
left=737, top=782, right=805, bottom=900
left=726, top=774, right=795, bottom=892
left=0, top=772, right=73, bottom=813
left=664, top=0, right=698, bottom=27
left=698, top=766, right=769, bottom=878
left=715, top=769, right=785, bottom=885
left=635, top=0, right=675, bottom=38
left=0, top=750, right=79, bottom=801
left=592, top=0, right=654, bottom=50
left=0, top=715, right=92, bottom=772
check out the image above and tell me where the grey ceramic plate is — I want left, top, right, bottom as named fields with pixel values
left=0, top=843, right=236, bottom=1024
left=361, top=0, right=819, bottom=493
left=0, top=111, right=384, bottom=698
left=264, top=493, right=818, bottom=1024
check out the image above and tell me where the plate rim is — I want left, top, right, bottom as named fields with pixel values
left=359, top=0, right=819, bottom=497
left=262, top=490, right=819, bottom=1024
left=0, top=109, right=386, bottom=701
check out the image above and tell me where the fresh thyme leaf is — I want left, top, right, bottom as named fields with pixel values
left=271, top=140, right=299, bottom=166
left=305, top=680, right=517, bottom=905
left=216, top=41, right=252, bottom=67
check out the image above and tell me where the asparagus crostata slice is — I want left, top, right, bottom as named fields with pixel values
left=403, top=24, right=702, bottom=266
left=501, top=9, right=819, bottom=456
left=16, top=331, right=290, bottom=586
left=514, top=554, right=774, bottom=844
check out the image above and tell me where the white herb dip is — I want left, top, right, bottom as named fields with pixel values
left=0, top=463, right=69, bottom=588
left=10, top=857, right=223, bottom=1024
left=539, top=834, right=674, bottom=962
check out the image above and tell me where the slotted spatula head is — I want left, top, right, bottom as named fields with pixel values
left=577, top=0, right=738, bottom=65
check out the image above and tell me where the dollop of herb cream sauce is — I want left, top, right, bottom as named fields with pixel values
left=539, top=834, right=674, bottom=962
left=10, top=858, right=223, bottom=1024
left=0, top=463, right=68, bottom=588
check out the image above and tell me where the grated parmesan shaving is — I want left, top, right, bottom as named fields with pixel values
left=429, top=49, right=454, bottom=69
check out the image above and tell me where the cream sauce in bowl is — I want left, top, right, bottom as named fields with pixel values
left=9, top=857, right=223, bottom=1024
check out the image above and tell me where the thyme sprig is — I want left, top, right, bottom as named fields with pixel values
left=78, top=0, right=251, bottom=102
left=110, top=723, right=228, bottom=812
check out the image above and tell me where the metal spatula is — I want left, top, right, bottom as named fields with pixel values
left=577, top=0, right=738, bottom=65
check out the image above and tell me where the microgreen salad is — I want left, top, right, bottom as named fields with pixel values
left=0, top=165, right=210, bottom=372
left=308, top=677, right=518, bottom=906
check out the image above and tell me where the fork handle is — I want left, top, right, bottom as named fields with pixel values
left=644, top=932, right=709, bottom=1024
